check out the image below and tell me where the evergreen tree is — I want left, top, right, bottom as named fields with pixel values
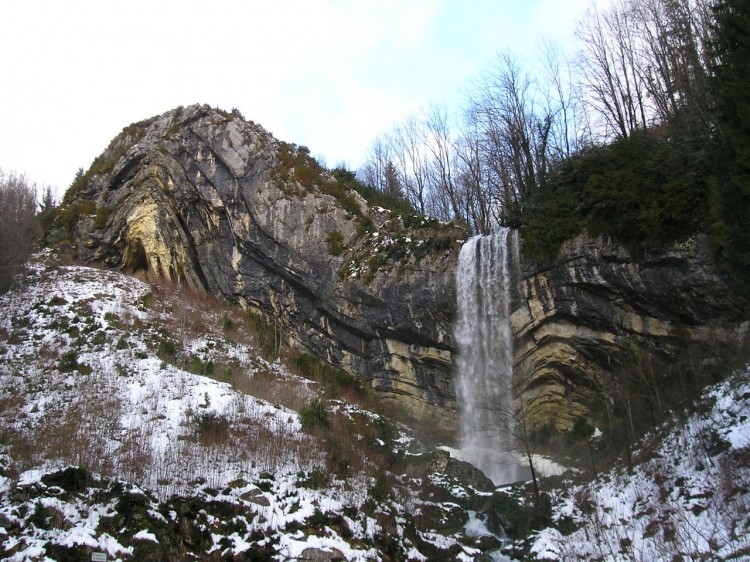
left=383, top=160, right=404, bottom=200
left=709, top=0, right=750, bottom=294
left=37, top=185, right=58, bottom=246
left=39, top=185, right=56, bottom=213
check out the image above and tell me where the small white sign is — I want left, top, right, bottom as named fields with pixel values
left=91, top=553, right=107, bottom=562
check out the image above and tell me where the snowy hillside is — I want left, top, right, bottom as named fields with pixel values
left=2, top=253, right=749, bottom=561
left=0, top=254, right=514, bottom=561
left=0, top=252, right=324, bottom=492
left=529, top=367, right=750, bottom=561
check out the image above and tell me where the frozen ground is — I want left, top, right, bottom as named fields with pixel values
left=0, top=254, right=509, bottom=560
left=1, top=253, right=748, bottom=561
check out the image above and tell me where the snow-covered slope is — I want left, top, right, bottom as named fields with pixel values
left=529, top=367, right=750, bottom=561
left=0, top=252, right=321, bottom=495
left=0, top=254, right=511, bottom=561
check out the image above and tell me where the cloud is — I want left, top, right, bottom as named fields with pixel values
left=0, top=0, right=594, bottom=194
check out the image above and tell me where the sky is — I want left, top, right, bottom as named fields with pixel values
left=1, top=0, right=600, bottom=200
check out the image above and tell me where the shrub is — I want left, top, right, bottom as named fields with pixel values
left=156, top=334, right=178, bottom=359
left=94, top=206, right=112, bottom=230
left=221, top=314, right=235, bottom=331
left=325, top=230, right=345, bottom=256
left=368, top=472, right=391, bottom=502
left=289, top=353, right=364, bottom=399
left=58, top=350, right=80, bottom=373
left=194, top=412, right=230, bottom=445
left=245, top=311, right=282, bottom=359
left=489, top=491, right=553, bottom=539
left=326, top=435, right=352, bottom=477
left=299, top=400, right=329, bottom=429
left=301, top=469, right=330, bottom=489
left=41, top=466, right=93, bottom=494
left=332, top=167, right=415, bottom=216
left=567, top=415, right=595, bottom=445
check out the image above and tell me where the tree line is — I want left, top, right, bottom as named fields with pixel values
left=0, top=170, right=55, bottom=291
left=358, top=0, right=748, bottom=290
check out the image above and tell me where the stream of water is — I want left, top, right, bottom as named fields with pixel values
left=454, top=228, right=530, bottom=485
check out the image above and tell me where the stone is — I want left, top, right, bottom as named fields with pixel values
left=297, top=547, right=346, bottom=561
left=62, top=105, right=749, bottom=435
left=63, top=104, right=463, bottom=431
left=427, top=449, right=495, bottom=493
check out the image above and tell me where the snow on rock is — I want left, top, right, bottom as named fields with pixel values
left=133, top=530, right=158, bottom=543
left=530, top=365, right=750, bottom=561
left=0, top=254, right=508, bottom=561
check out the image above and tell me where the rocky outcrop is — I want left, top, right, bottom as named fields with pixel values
left=61, top=104, right=749, bottom=436
left=63, top=104, right=464, bottom=430
left=512, top=233, right=749, bottom=429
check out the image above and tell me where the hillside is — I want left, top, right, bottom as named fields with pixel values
left=0, top=252, right=518, bottom=561
left=529, top=365, right=750, bottom=560
left=2, top=253, right=749, bottom=561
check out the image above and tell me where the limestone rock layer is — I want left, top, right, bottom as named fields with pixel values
left=64, top=104, right=749, bottom=434
left=512, top=233, right=749, bottom=429
left=67, top=104, right=462, bottom=430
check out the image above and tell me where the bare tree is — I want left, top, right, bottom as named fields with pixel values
left=453, top=124, right=494, bottom=233
left=423, top=104, right=463, bottom=222
left=632, top=0, right=713, bottom=132
left=0, top=169, right=38, bottom=291
left=356, top=0, right=721, bottom=238
left=467, top=52, right=553, bottom=225
left=539, top=39, right=590, bottom=161
left=576, top=0, right=651, bottom=139
left=391, top=115, right=431, bottom=214
left=358, top=135, right=393, bottom=192
left=576, top=0, right=715, bottom=140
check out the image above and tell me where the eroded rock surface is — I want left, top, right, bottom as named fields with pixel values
left=513, top=233, right=749, bottom=429
left=64, top=104, right=464, bottom=430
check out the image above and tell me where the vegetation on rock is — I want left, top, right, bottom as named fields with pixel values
left=357, top=0, right=750, bottom=297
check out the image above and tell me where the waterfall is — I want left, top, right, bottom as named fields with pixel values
left=454, top=228, right=528, bottom=485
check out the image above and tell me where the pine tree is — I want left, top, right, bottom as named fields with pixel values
left=37, top=185, right=58, bottom=246
left=709, top=0, right=750, bottom=294
left=383, top=160, right=404, bottom=200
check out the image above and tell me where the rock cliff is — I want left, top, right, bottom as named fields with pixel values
left=512, top=233, right=749, bottom=429
left=61, top=104, right=464, bottom=429
left=60, top=104, right=749, bottom=436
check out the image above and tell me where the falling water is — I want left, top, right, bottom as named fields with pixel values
left=454, top=228, right=529, bottom=485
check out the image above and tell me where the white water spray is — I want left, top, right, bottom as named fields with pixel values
left=454, top=228, right=528, bottom=485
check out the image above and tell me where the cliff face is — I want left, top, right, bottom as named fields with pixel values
left=64, top=105, right=464, bottom=429
left=62, top=104, right=749, bottom=435
left=512, top=233, right=749, bottom=429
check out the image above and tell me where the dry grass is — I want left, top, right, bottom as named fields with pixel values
left=0, top=260, right=415, bottom=507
